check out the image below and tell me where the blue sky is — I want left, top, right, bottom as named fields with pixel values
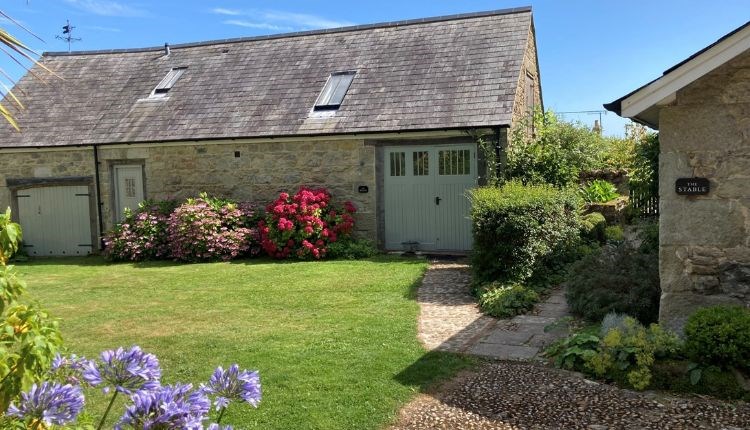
left=2, top=0, right=749, bottom=136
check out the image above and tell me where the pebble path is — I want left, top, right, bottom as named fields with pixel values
left=394, top=258, right=750, bottom=430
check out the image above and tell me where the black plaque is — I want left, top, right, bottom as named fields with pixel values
left=675, top=177, right=709, bottom=195
left=358, top=185, right=369, bottom=193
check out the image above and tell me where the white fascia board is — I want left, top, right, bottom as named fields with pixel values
left=621, top=24, right=750, bottom=119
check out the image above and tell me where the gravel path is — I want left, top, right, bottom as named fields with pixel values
left=390, top=361, right=750, bottom=430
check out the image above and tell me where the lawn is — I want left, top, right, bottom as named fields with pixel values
left=17, top=256, right=475, bottom=429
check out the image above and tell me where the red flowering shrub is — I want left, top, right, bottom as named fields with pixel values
left=103, top=200, right=177, bottom=261
left=168, top=194, right=261, bottom=262
left=259, top=187, right=356, bottom=259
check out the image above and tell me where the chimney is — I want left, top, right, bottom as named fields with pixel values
left=592, top=119, right=602, bottom=135
left=164, top=43, right=171, bottom=56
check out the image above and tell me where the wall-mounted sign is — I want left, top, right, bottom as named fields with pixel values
left=675, top=177, right=710, bottom=195
left=358, top=185, right=369, bottom=193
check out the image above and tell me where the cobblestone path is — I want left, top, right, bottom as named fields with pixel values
left=417, top=259, right=570, bottom=360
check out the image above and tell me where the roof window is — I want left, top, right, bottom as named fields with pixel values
left=150, top=67, right=187, bottom=97
left=314, top=71, right=356, bottom=110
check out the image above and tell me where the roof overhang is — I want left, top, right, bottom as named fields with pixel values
left=604, top=20, right=750, bottom=129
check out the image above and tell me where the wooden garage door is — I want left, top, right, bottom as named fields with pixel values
left=384, top=144, right=477, bottom=251
left=16, top=186, right=93, bottom=256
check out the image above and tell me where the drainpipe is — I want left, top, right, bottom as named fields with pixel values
left=93, top=144, right=104, bottom=249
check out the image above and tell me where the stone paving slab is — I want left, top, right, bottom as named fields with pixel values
left=416, top=260, right=572, bottom=360
left=469, top=343, right=539, bottom=360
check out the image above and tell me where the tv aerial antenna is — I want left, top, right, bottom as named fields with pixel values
left=56, top=20, right=81, bottom=52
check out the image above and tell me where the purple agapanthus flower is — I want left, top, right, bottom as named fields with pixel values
left=83, top=346, right=161, bottom=394
left=207, top=424, right=233, bottom=430
left=114, top=383, right=210, bottom=430
left=7, top=382, right=84, bottom=426
left=201, top=364, right=261, bottom=410
left=50, top=353, right=94, bottom=386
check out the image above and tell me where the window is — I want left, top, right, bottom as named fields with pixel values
left=438, top=150, right=471, bottom=176
left=413, top=151, right=429, bottom=176
left=389, top=152, right=406, bottom=177
left=314, top=71, right=356, bottom=110
left=526, top=72, right=535, bottom=112
left=151, top=67, right=187, bottom=97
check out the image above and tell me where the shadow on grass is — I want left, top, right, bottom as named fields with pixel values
left=393, top=350, right=479, bottom=393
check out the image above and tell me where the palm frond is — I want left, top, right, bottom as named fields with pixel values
left=0, top=8, right=58, bottom=131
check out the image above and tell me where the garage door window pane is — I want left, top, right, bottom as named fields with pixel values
left=413, top=151, right=429, bottom=176
left=439, top=150, right=471, bottom=175
left=389, top=152, right=406, bottom=177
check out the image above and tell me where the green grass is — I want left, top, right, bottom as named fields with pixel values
left=17, top=256, right=476, bottom=429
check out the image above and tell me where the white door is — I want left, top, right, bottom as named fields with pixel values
left=16, top=186, right=93, bottom=256
left=113, top=165, right=144, bottom=222
left=384, top=144, right=477, bottom=251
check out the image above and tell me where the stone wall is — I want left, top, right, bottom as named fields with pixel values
left=0, top=138, right=377, bottom=245
left=511, top=23, right=543, bottom=133
left=0, top=147, right=95, bottom=210
left=658, top=49, right=750, bottom=331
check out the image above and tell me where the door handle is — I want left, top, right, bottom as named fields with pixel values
left=435, top=196, right=442, bottom=205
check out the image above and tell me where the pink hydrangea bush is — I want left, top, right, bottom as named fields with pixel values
left=258, top=187, right=356, bottom=259
left=167, top=194, right=261, bottom=262
left=103, top=200, right=177, bottom=261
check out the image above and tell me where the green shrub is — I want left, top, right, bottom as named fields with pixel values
left=604, top=225, right=624, bottom=243
left=545, top=331, right=600, bottom=371
left=684, top=305, right=750, bottom=371
left=580, top=212, right=606, bottom=243
left=506, top=110, right=610, bottom=187
left=585, top=317, right=681, bottom=390
left=651, top=360, right=750, bottom=401
left=327, top=238, right=378, bottom=260
left=565, top=243, right=660, bottom=324
left=637, top=220, right=659, bottom=254
left=579, top=180, right=619, bottom=203
left=469, top=182, right=580, bottom=285
left=479, top=283, right=539, bottom=318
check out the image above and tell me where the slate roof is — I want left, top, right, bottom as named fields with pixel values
left=0, top=7, right=533, bottom=148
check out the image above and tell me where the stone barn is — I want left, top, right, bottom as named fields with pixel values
left=0, top=7, right=542, bottom=256
left=605, top=21, right=750, bottom=330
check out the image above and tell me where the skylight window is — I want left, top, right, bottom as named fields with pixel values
left=314, top=71, right=356, bottom=110
left=151, top=67, right=187, bottom=97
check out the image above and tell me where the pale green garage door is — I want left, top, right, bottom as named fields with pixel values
left=384, top=144, right=477, bottom=251
left=16, top=186, right=94, bottom=256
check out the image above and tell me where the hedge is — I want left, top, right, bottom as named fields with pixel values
left=469, top=181, right=581, bottom=285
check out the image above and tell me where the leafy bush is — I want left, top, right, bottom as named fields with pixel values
left=478, top=283, right=539, bottom=318
left=545, top=331, right=600, bottom=371
left=258, top=188, right=356, bottom=260
left=684, top=306, right=750, bottom=371
left=600, top=312, right=629, bottom=336
left=604, top=225, right=624, bottom=243
left=586, top=317, right=681, bottom=390
left=168, top=194, right=261, bottom=262
left=579, top=180, right=619, bottom=203
left=651, top=360, right=750, bottom=401
left=506, top=110, right=609, bottom=187
left=637, top=220, right=659, bottom=254
left=565, top=243, right=660, bottom=324
left=0, top=209, right=63, bottom=411
left=469, top=182, right=580, bottom=285
left=327, top=238, right=378, bottom=260
left=103, top=200, right=177, bottom=261
left=580, top=212, right=606, bottom=243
